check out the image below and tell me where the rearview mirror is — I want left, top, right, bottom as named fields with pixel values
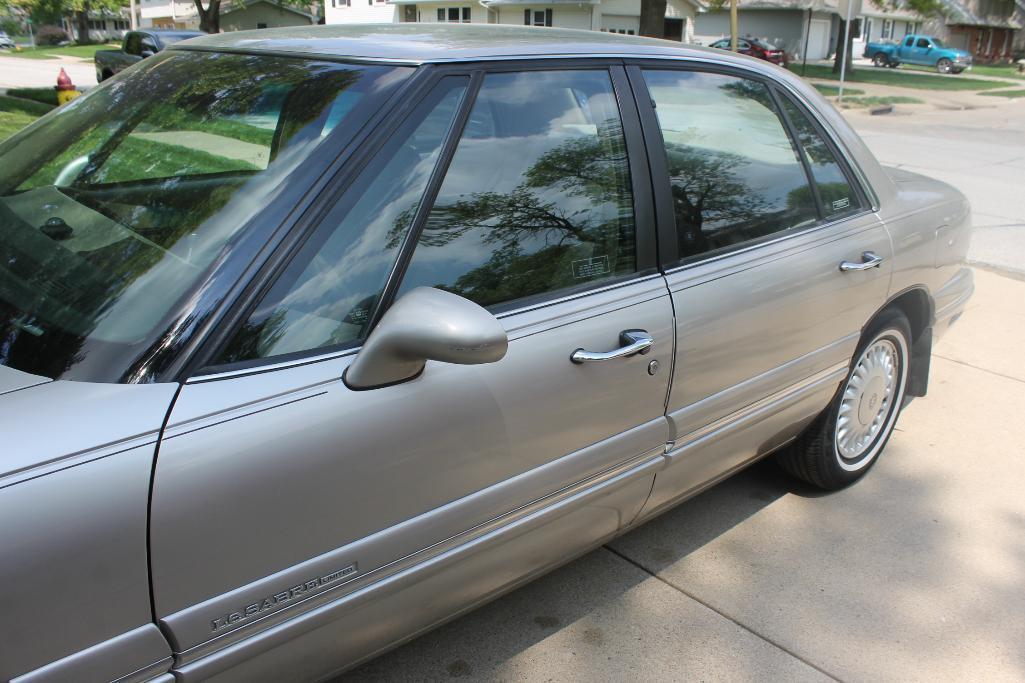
left=344, top=287, right=508, bottom=390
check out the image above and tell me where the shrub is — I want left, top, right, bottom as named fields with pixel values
left=35, top=24, right=67, bottom=45
left=6, top=88, right=59, bottom=107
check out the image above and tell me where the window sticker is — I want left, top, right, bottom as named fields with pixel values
left=572, top=255, right=611, bottom=280
left=832, top=197, right=851, bottom=212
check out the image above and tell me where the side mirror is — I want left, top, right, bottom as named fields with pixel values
left=345, top=287, right=508, bottom=390
left=140, top=49, right=154, bottom=58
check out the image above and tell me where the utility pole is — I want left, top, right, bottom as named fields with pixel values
left=729, top=0, right=738, bottom=52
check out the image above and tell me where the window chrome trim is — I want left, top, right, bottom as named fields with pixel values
left=661, top=208, right=878, bottom=277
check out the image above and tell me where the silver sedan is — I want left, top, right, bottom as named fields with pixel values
left=0, top=24, right=972, bottom=683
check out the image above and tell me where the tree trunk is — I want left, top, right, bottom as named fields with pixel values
left=75, top=5, right=92, bottom=44
left=638, top=0, right=667, bottom=38
left=194, top=0, right=221, bottom=33
left=832, top=18, right=854, bottom=74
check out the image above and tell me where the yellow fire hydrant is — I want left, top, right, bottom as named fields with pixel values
left=55, top=68, right=82, bottom=106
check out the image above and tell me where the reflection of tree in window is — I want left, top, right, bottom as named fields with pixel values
left=779, top=98, right=857, bottom=217
left=396, top=71, right=636, bottom=309
left=643, top=70, right=818, bottom=261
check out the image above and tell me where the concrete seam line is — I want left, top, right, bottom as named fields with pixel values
left=601, top=546, right=844, bottom=683
left=932, top=353, right=1025, bottom=384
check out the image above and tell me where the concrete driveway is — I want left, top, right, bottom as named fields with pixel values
left=340, top=108, right=1025, bottom=681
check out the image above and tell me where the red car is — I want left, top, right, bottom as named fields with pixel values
left=709, top=37, right=789, bottom=66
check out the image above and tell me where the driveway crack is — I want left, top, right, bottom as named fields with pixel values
left=602, top=545, right=844, bottom=682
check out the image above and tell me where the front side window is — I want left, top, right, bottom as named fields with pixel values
left=215, top=77, right=468, bottom=365
left=916, top=38, right=931, bottom=48
left=0, top=53, right=411, bottom=381
left=398, top=69, right=636, bottom=310
left=643, top=69, right=818, bottom=262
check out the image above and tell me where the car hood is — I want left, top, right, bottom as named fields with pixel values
left=0, top=366, right=178, bottom=486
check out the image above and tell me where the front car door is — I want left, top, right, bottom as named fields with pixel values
left=625, top=63, right=892, bottom=517
left=150, top=63, right=673, bottom=678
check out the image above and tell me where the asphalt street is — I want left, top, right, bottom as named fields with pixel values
left=850, top=102, right=1025, bottom=277
left=0, top=55, right=97, bottom=90
left=340, top=106, right=1025, bottom=681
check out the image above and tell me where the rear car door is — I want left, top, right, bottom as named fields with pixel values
left=150, top=64, right=673, bottom=670
left=627, top=64, right=892, bottom=516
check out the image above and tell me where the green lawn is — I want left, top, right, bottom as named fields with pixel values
left=0, top=43, right=119, bottom=60
left=0, top=95, right=54, bottom=141
left=839, top=95, right=925, bottom=108
left=900, top=62, right=1025, bottom=80
left=978, top=88, right=1025, bottom=98
left=813, top=84, right=865, bottom=96
left=791, top=64, right=1009, bottom=90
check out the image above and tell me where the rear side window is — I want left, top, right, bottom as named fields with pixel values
left=397, top=69, right=637, bottom=310
left=778, top=96, right=861, bottom=218
left=643, top=69, right=818, bottom=262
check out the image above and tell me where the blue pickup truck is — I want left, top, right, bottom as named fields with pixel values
left=864, top=34, right=973, bottom=74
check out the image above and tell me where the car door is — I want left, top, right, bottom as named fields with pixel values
left=626, top=64, right=892, bottom=517
left=150, top=65, right=673, bottom=666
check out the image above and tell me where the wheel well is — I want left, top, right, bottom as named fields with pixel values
left=876, top=288, right=934, bottom=398
left=884, top=288, right=932, bottom=343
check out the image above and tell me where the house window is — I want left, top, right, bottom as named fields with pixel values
left=523, top=8, right=552, bottom=26
left=881, top=19, right=893, bottom=39
left=332, top=0, right=351, bottom=7
left=257, top=22, right=267, bottom=28
left=438, top=7, right=471, bottom=22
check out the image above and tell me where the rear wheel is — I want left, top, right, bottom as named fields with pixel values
left=872, top=53, right=889, bottom=67
left=937, top=58, right=953, bottom=74
left=776, top=309, right=912, bottom=490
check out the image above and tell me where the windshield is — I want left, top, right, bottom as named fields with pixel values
left=0, top=51, right=411, bottom=382
left=158, top=33, right=201, bottom=45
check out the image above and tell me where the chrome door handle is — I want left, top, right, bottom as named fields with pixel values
left=840, top=251, right=884, bottom=272
left=571, top=330, right=653, bottom=364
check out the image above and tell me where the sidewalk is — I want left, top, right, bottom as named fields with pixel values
left=341, top=270, right=1025, bottom=681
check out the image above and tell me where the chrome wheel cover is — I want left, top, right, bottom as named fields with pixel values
left=835, top=337, right=903, bottom=471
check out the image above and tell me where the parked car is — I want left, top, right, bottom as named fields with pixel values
left=94, top=29, right=203, bottom=81
left=0, top=30, right=16, bottom=49
left=864, top=34, right=972, bottom=73
left=709, top=36, right=788, bottom=65
left=0, top=24, right=973, bottom=682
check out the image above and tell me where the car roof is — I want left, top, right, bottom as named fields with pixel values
left=169, top=23, right=731, bottom=65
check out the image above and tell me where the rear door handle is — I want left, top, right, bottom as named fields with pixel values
left=571, top=330, right=653, bottom=364
left=840, top=251, right=884, bottom=272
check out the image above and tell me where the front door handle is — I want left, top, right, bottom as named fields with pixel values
left=840, top=251, right=884, bottom=272
left=571, top=330, right=653, bottom=364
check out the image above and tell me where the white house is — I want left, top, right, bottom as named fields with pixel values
left=693, top=0, right=840, bottom=60
left=324, top=0, right=700, bottom=43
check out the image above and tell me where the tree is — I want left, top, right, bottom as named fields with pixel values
left=193, top=0, right=220, bottom=33
left=638, top=0, right=667, bottom=37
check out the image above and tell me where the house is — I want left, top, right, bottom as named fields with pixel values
left=140, top=0, right=201, bottom=29
left=851, top=2, right=921, bottom=57
left=324, top=0, right=701, bottom=43
left=140, top=0, right=319, bottom=30
left=852, top=0, right=1020, bottom=62
left=65, top=9, right=133, bottom=42
left=693, top=0, right=840, bottom=60
left=220, top=0, right=318, bottom=30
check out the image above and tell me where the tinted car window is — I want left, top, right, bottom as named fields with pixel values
left=125, top=33, right=142, bottom=55
left=215, top=77, right=468, bottom=365
left=643, top=69, right=818, bottom=262
left=779, top=97, right=861, bottom=217
left=398, top=69, right=636, bottom=310
left=916, top=38, right=930, bottom=48
left=0, top=52, right=410, bottom=381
